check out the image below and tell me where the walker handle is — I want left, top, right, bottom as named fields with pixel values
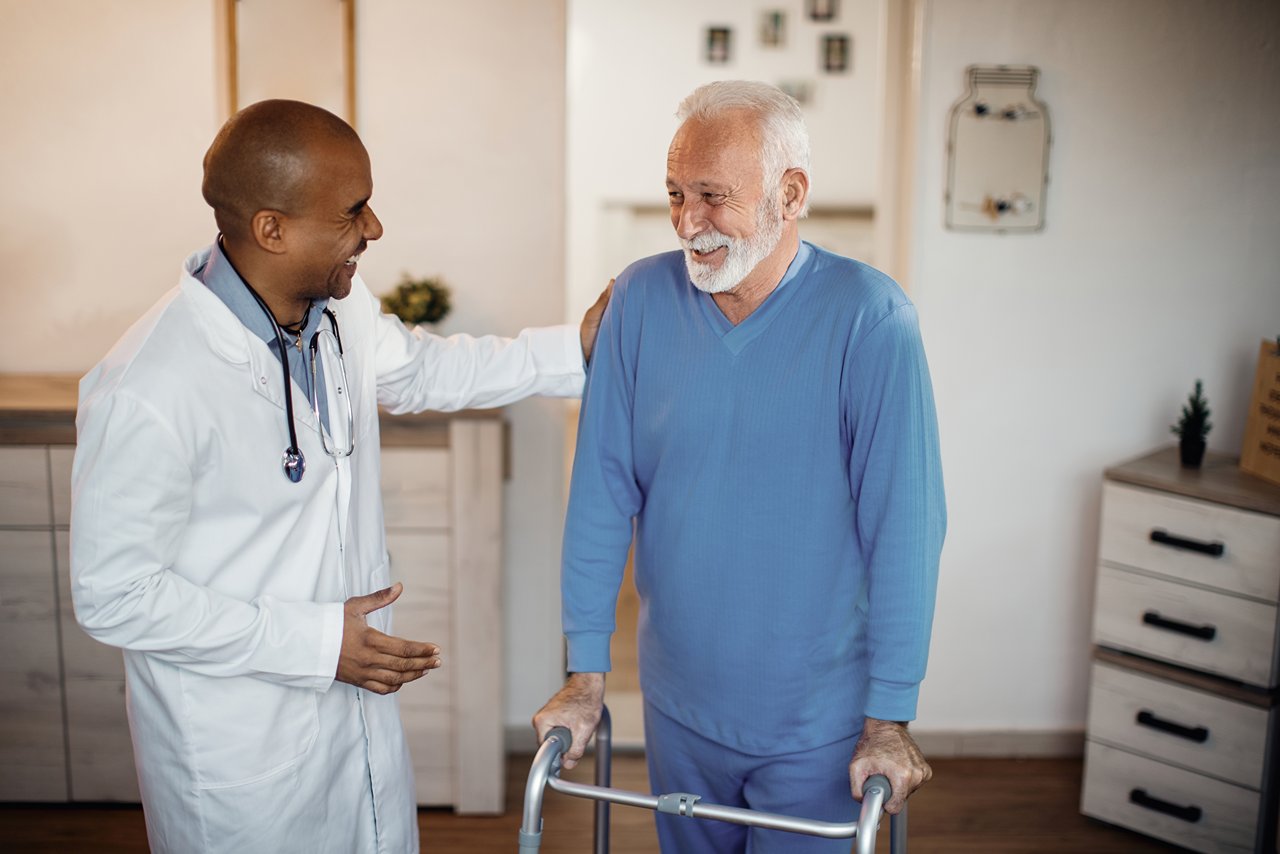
left=856, top=774, right=892, bottom=854
left=518, top=727, right=576, bottom=853
left=545, top=726, right=573, bottom=754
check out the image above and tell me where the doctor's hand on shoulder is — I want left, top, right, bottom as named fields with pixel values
left=579, top=279, right=614, bottom=365
left=336, top=583, right=442, bottom=695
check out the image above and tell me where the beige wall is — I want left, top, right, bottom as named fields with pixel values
left=355, top=1, right=571, bottom=732
left=907, top=0, right=1280, bottom=731
left=0, top=0, right=218, bottom=371
left=0, top=0, right=571, bottom=730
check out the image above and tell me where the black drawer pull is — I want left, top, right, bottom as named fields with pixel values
left=1142, top=610, right=1217, bottom=641
left=1136, top=710, right=1209, bottom=743
left=1129, top=788, right=1202, bottom=823
left=1150, top=529, right=1225, bottom=557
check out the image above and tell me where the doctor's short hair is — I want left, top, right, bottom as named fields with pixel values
left=202, top=99, right=361, bottom=238
left=676, top=80, right=812, bottom=216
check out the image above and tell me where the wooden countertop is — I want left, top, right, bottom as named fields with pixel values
left=0, top=373, right=501, bottom=448
left=0, top=374, right=79, bottom=444
left=1105, top=445, right=1280, bottom=517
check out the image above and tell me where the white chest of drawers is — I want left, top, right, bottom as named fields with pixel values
left=1081, top=447, right=1280, bottom=853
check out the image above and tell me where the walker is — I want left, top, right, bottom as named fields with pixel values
left=518, top=706, right=907, bottom=853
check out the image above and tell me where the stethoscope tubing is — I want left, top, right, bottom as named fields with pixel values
left=220, top=239, right=342, bottom=483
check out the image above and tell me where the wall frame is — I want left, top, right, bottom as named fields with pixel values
left=215, top=0, right=357, bottom=125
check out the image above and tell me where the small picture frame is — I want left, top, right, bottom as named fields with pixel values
left=705, top=26, right=732, bottom=64
left=822, top=34, right=851, bottom=73
left=760, top=10, right=786, bottom=47
left=778, top=80, right=813, bottom=106
left=807, top=0, right=838, bottom=22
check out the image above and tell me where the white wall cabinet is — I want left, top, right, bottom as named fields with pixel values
left=381, top=413, right=507, bottom=814
left=1, top=377, right=506, bottom=814
left=0, top=438, right=133, bottom=804
left=0, top=458, right=69, bottom=800
left=1081, top=448, right=1280, bottom=853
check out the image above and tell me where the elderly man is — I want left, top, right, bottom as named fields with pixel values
left=72, top=99, right=606, bottom=853
left=534, top=81, right=945, bottom=853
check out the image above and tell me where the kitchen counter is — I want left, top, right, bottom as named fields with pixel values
left=0, top=373, right=79, bottom=444
left=0, top=372, right=503, bottom=451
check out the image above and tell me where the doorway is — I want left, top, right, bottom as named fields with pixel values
left=563, top=0, right=915, bottom=747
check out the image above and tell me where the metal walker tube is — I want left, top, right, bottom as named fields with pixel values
left=519, top=706, right=906, bottom=853
left=592, top=705, right=611, bottom=854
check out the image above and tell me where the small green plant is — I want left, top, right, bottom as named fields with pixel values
left=1170, top=379, right=1212, bottom=441
left=381, top=274, right=452, bottom=325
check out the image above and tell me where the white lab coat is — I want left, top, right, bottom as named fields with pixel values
left=70, top=247, right=584, bottom=853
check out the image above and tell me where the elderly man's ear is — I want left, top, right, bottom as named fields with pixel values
left=782, top=168, right=810, bottom=220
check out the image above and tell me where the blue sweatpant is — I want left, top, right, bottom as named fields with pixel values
left=643, top=701, right=860, bottom=854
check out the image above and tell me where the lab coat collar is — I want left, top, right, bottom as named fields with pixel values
left=179, top=247, right=324, bottom=434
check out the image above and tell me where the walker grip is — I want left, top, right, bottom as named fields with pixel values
left=855, top=774, right=893, bottom=854
left=863, top=774, right=892, bottom=800
left=544, top=726, right=573, bottom=753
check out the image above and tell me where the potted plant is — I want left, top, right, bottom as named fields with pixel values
left=1170, top=379, right=1211, bottom=468
left=381, top=274, right=452, bottom=326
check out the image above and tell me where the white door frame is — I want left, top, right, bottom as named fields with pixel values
left=874, top=0, right=928, bottom=292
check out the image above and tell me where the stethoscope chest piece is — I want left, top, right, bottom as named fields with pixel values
left=282, top=447, right=306, bottom=483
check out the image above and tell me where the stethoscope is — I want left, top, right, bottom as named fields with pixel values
left=222, top=242, right=355, bottom=483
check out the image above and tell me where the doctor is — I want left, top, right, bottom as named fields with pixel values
left=71, top=99, right=606, bottom=854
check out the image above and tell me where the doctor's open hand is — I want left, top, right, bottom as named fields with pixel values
left=336, top=583, right=442, bottom=695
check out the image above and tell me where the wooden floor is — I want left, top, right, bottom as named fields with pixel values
left=1, top=753, right=1181, bottom=853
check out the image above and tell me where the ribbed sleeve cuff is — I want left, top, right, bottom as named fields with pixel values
left=565, top=631, right=612, bottom=674
left=864, top=677, right=920, bottom=723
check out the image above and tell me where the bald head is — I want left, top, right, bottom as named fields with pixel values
left=202, top=99, right=363, bottom=239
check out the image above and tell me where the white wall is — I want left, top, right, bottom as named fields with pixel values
left=566, top=0, right=884, bottom=320
left=0, top=0, right=572, bottom=732
left=908, top=0, right=1280, bottom=732
left=355, top=1, right=570, bottom=733
left=0, top=0, right=218, bottom=371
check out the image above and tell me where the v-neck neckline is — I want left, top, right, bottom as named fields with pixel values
left=695, top=242, right=814, bottom=356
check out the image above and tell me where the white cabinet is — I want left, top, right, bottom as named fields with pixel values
left=381, top=414, right=507, bottom=814
left=1, top=376, right=506, bottom=814
left=1081, top=448, right=1280, bottom=853
left=0, top=442, right=137, bottom=803
left=56, top=528, right=138, bottom=801
left=0, top=493, right=67, bottom=801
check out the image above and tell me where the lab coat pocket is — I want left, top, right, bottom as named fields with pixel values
left=195, top=756, right=306, bottom=853
left=181, top=669, right=320, bottom=788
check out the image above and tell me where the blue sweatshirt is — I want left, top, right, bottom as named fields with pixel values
left=563, top=242, right=945, bottom=755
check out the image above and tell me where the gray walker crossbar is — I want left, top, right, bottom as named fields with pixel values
left=518, top=706, right=908, bottom=853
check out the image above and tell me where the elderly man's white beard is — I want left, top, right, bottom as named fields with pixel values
left=681, top=198, right=784, bottom=294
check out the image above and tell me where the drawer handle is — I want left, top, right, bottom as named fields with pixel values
left=1129, top=788, right=1203, bottom=823
left=1149, top=529, right=1225, bottom=558
left=1142, top=610, right=1217, bottom=641
left=1135, top=710, right=1209, bottom=743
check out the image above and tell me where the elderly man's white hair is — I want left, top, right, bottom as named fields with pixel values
left=676, top=80, right=811, bottom=217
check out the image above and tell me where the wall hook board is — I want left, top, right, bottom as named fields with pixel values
left=945, top=64, right=1051, bottom=233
